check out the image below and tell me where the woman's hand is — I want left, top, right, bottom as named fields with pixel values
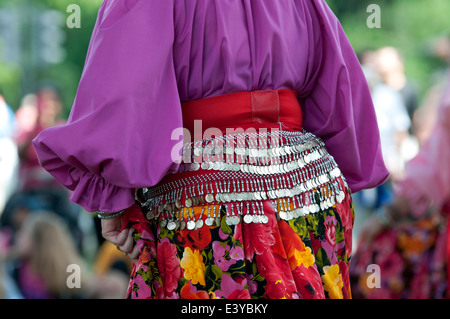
left=101, top=216, right=139, bottom=264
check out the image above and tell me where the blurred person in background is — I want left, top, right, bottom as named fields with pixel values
left=1, top=222, right=23, bottom=299
left=375, top=47, right=419, bottom=131
left=370, top=60, right=411, bottom=183
left=375, top=47, right=420, bottom=170
left=350, top=70, right=450, bottom=299
left=1, top=254, right=23, bottom=299
left=413, top=36, right=450, bottom=146
left=7, top=211, right=90, bottom=299
left=355, top=51, right=411, bottom=214
left=374, top=47, right=420, bottom=172
left=3, top=210, right=129, bottom=299
left=15, top=87, right=65, bottom=191
left=4, top=88, right=99, bottom=264
left=0, top=94, right=19, bottom=215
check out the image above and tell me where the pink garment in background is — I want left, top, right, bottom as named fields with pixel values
left=396, top=72, right=450, bottom=217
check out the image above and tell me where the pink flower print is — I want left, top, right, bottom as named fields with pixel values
left=212, top=241, right=244, bottom=271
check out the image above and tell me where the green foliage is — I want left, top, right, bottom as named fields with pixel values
left=327, top=0, right=450, bottom=101
left=0, top=0, right=102, bottom=112
left=0, top=58, right=22, bottom=108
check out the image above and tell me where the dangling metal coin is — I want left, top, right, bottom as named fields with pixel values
left=196, top=219, right=204, bottom=229
left=167, top=220, right=177, bottom=231
left=205, top=218, right=214, bottom=226
left=261, top=215, right=269, bottom=224
left=298, top=207, right=305, bottom=216
left=284, top=146, right=291, bottom=155
left=187, top=220, right=196, bottom=230
left=193, top=148, right=202, bottom=156
left=201, top=162, right=210, bottom=170
left=304, top=154, right=311, bottom=164
left=243, top=214, right=253, bottom=224
left=205, top=194, right=214, bottom=203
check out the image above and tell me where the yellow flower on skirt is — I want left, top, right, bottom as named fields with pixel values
left=292, top=247, right=315, bottom=269
left=181, top=247, right=206, bottom=286
left=321, top=264, right=344, bottom=299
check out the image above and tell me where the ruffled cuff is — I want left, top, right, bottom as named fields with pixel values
left=68, top=168, right=135, bottom=213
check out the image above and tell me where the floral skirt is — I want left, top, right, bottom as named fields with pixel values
left=123, top=130, right=355, bottom=299
left=123, top=190, right=354, bottom=299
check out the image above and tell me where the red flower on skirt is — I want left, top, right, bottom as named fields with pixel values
left=239, top=201, right=278, bottom=261
left=157, top=238, right=182, bottom=297
left=277, top=220, right=306, bottom=258
left=174, top=225, right=212, bottom=252
left=292, top=264, right=325, bottom=299
left=256, top=238, right=297, bottom=298
left=324, top=216, right=337, bottom=247
left=338, top=260, right=351, bottom=299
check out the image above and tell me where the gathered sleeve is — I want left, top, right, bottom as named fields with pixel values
left=298, top=0, right=389, bottom=193
left=33, top=0, right=182, bottom=213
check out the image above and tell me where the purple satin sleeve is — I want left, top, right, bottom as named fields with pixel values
left=33, top=0, right=182, bottom=212
left=299, top=0, right=389, bottom=193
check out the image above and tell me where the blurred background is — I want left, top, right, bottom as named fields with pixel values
left=0, top=0, right=449, bottom=299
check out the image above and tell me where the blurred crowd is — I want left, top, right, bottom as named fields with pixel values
left=354, top=39, right=450, bottom=221
left=0, top=86, right=132, bottom=299
left=350, top=36, right=450, bottom=299
left=356, top=47, right=417, bottom=214
left=1, top=36, right=450, bottom=298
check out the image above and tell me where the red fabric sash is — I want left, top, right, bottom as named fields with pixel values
left=181, top=89, right=303, bottom=138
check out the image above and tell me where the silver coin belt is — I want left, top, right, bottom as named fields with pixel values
left=136, top=130, right=349, bottom=231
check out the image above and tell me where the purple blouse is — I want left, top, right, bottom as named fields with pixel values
left=33, top=0, right=388, bottom=213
